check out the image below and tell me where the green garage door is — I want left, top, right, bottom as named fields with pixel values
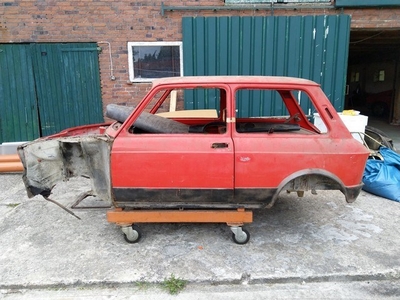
left=182, top=15, right=351, bottom=115
left=0, top=43, right=104, bottom=143
left=0, top=44, right=39, bottom=143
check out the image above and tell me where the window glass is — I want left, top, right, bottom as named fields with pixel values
left=225, top=0, right=329, bottom=3
left=128, top=42, right=183, bottom=82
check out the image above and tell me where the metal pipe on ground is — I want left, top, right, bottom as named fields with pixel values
left=0, top=154, right=21, bottom=163
left=0, top=154, right=23, bottom=172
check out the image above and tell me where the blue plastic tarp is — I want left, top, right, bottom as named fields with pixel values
left=362, top=147, right=400, bottom=202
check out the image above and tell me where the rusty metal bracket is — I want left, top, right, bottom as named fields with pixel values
left=71, top=190, right=111, bottom=209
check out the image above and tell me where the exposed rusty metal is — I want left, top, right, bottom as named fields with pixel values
left=70, top=190, right=112, bottom=209
left=44, top=197, right=81, bottom=220
left=18, top=136, right=113, bottom=203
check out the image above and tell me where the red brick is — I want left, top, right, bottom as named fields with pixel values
left=2, top=1, right=400, bottom=112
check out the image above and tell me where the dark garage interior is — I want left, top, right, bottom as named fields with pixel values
left=346, top=30, right=400, bottom=123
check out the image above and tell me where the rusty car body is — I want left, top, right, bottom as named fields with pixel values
left=18, top=76, right=370, bottom=243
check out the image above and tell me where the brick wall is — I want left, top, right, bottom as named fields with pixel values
left=2, top=0, right=400, bottom=117
left=349, top=8, right=400, bottom=28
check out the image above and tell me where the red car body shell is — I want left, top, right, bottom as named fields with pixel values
left=19, top=76, right=369, bottom=209
left=107, top=76, right=369, bottom=209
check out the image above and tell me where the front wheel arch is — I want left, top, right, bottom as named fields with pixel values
left=265, top=169, right=360, bottom=208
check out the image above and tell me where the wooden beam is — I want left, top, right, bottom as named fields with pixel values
left=107, top=208, right=252, bottom=225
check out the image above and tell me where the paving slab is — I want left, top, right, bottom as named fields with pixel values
left=0, top=173, right=399, bottom=292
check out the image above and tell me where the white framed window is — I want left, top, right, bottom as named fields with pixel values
left=225, top=0, right=330, bottom=3
left=128, top=42, right=183, bottom=83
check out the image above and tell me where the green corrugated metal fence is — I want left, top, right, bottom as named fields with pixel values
left=0, top=43, right=103, bottom=143
left=182, top=15, right=351, bottom=115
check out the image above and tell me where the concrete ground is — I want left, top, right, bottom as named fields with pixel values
left=1, top=173, right=400, bottom=299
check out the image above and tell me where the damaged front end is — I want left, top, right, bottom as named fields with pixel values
left=18, top=134, right=113, bottom=205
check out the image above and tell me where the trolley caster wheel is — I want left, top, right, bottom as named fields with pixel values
left=230, top=226, right=250, bottom=245
left=121, top=224, right=142, bottom=243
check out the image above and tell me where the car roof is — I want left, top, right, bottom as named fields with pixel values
left=152, top=76, right=320, bottom=87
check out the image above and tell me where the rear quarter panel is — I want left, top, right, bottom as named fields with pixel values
left=233, top=133, right=369, bottom=188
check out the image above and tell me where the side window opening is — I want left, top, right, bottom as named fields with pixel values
left=129, top=87, right=227, bottom=134
left=235, top=88, right=325, bottom=134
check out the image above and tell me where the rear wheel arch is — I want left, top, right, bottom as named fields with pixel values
left=266, top=169, right=349, bottom=208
